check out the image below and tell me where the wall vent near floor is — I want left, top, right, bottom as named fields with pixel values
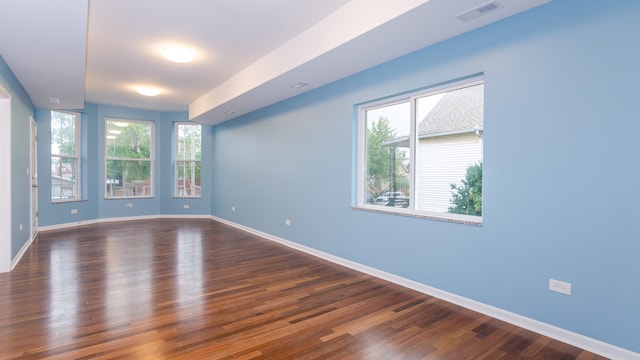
left=455, top=1, right=503, bottom=22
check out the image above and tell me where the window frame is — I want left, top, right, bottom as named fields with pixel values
left=104, top=118, right=155, bottom=199
left=356, top=78, right=484, bottom=225
left=174, top=122, right=202, bottom=198
left=51, top=110, right=81, bottom=203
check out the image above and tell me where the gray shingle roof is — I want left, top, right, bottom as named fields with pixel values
left=418, top=84, right=483, bottom=136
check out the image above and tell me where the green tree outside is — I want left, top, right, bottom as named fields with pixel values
left=449, top=162, right=483, bottom=216
left=366, top=116, right=407, bottom=198
left=106, top=120, right=152, bottom=197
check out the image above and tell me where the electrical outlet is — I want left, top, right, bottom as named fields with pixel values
left=231, top=206, right=236, bottom=212
left=285, top=219, right=291, bottom=226
left=549, top=278, right=572, bottom=295
left=126, top=203, right=133, bottom=208
left=71, top=209, right=78, bottom=214
left=183, top=204, right=189, bottom=209
left=19, top=224, right=23, bottom=231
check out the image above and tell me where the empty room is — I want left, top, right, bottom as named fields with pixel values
left=0, top=0, right=639, bottom=359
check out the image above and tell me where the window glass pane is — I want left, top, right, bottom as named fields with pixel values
left=365, top=102, right=410, bottom=208
left=106, top=159, right=152, bottom=197
left=176, top=160, right=201, bottom=197
left=51, top=110, right=80, bottom=202
left=106, top=120, right=152, bottom=159
left=51, top=156, right=78, bottom=200
left=51, top=111, right=76, bottom=156
left=105, top=118, right=153, bottom=198
left=414, top=84, right=483, bottom=216
left=178, top=124, right=201, bottom=161
left=175, top=123, right=201, bottom=197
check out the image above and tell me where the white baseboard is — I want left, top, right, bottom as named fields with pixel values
left=37, top=214, right=212, bottom=233
left=211, top=215, right=639, bottom=360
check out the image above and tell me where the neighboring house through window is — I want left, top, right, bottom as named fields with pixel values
left=175, top=123, right=201, bottom=197
left=358, top=78, right=484, bottom=223
left=105, top=118, right=154, bottom=198
left=51, top=110, right=81, bottom=202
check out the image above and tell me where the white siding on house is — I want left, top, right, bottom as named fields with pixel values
left=415, top=132, right=482, bottom=213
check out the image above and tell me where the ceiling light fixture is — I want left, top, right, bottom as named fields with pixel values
left=162, top=47, right=195, bottom=63
left=136, top=86, right=161, bottom=96
left=48, top=97, right=60, bottom=104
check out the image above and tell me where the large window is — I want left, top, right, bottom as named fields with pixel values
left=105, top=118, right=154, bottom=198
left=175, top=123, right=201, bottom=197
left=358, top=79, right=484, bottom=223
left=51, top=110, right=81, bottom=202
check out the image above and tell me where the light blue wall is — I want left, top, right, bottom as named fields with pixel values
left=37, top=104, right=211, bottom=226
left=211, top=0, right=640, bottom=353
left=0, top=55, right=35, bottom=258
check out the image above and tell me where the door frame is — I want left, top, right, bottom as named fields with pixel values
left=30, top=116, right=38, bottom=239
left=0, top=84, right=12, bottom=273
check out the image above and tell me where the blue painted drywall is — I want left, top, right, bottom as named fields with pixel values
left=36, top=104, right=211, bottom=226
left=0, top=55, right=35, bottom=259
left=211, top=0, right=640, bottom=353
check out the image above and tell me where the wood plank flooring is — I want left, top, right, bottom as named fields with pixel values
left=0, top=219, right=608, bottom=359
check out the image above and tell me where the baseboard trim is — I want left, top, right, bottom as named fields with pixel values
left=37, top=214, right=213, bottom=233
left=211, top=215, right=639, bottom=360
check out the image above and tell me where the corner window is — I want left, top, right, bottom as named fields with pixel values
left=105, top=118, right=154, bottom=198
left=175, top=123, right=201, bottom=197
left=358, top=79, right=484, bottom=224
left=51, top=110, right=81, bottom=202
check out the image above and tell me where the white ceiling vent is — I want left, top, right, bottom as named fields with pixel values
left=455, top=1, right=504, bottom=22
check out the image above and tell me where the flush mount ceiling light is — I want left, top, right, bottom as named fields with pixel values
left=162, top=46, right=195, bottom=63
left=136, top=86, right=161, bottom=96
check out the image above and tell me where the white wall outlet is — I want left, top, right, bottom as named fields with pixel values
left=19, top=223, right=23, bottom=231
left=126, top=203, right=133, bottom=208
left=183, top=204, right=189, bottom=209
left=285, top=219, right=291, bottom=226
left=71, top=209, right=78, bottom=214
left=549, top=278, right=572, bottom=295
left=231, top=206, right=236, bottom=212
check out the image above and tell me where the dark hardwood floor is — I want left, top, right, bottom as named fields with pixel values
left=0, top=219, right=607, bottom=359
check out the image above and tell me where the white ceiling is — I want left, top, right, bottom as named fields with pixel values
left=0, top=0, right=551, bottom=125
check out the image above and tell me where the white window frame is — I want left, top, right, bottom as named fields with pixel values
left=174, top=122, right=201, bottom=198
left=104, top=118, right=155, bottom=199
left=356, top=78, right=484, bottom=225
left=51, top=110, right=81, bottom=202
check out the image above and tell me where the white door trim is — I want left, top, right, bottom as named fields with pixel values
left=0, top=84, right=12, bottom=273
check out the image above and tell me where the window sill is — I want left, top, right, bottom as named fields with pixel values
left=52, top=199, right=86, bottom=204
left=104, top=196, right=154, bottom=200
left=352, top=205, right=482, bottom=226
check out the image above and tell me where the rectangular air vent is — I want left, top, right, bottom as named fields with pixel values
left=455, top=1, right=503, bottom=22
